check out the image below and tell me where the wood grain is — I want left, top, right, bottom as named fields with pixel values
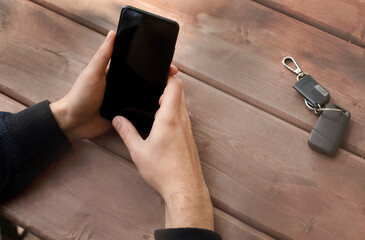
left=0, top=93, right=24, bottom=113
left=252, top=0, right=365, bottom=48
left=95, top=73, right=365, bottom=240
left=0, top=84, right=272, bottom=240
left=0, top=0, right=102, bottom=105
left=30, top=0, right=365, bottom=157
left=1, top=141, right=272, bottom=240
left=0, top=2, right=274, bottom=239
left=1, top=0, right=365, bottom=239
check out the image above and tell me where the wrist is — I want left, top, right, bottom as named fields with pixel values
left=163, top=185, right=214, bottom=231
left=50, top=100, right=76, bottom=142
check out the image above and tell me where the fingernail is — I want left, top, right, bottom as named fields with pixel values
left=112, top=116, right=122, bottom=129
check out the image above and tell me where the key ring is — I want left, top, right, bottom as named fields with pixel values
left=304, top=99, right=347, bottom=115
left=304, top=99, right=321, bottom=115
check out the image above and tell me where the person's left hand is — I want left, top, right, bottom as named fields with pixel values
left=50, top=30, right=116, bottom=141
left=50, top=30, right=178, bottom=141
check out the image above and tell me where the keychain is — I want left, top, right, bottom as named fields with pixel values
left=282, top=56, right=330, bottom=112
left=282, top=57, right=351, bottom=156
left=308, top=103, right=350, bottom=155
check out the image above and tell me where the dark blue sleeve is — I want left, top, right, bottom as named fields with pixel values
left=155, top=228, right=222, bottom=240
left=0, top=101, right=70, bottom=203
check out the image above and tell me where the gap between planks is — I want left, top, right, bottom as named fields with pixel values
left=3, top=0, right=364, bottom=238
left=0, top=92, right=276, bottom=240
left=251, top=0, right=365, bottom=50
left=28, top=0, right=365, bottom=159
left=1, top=0, right=277, bottom=233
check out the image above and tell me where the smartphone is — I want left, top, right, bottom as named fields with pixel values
left=100, top=6, right=179, bottom=134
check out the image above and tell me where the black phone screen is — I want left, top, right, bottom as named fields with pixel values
left=100, top=6, right=179, bottom=134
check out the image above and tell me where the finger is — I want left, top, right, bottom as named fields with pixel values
left=180, top=88, right=188, bottom=114
left=105, top=60, right=111, bottom=75
left=158, top=94, right=164, bottom=106
left=180, top=88, right=191, bottom=128
left=154, top=108, right=160, bottom=119
left=112, top=116, right=143, bottom=152
left=169, top=65, right=178, bottom=75
left=86, top=30, right=116, bottom=78
left=159, top=76, right=183, bottom=116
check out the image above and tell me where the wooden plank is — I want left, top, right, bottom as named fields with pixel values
left=0, top=61, right=269, bottom=239
left=0, top=93, right=25, bottom=113
left=29, top=0, right=365, bottom=157
left=0, top=0, right=101, bottom=105
left=0, top=2, right=275, bottom=239
left=94, top=74, right=365, bottom=240
left=0, top=141, right=273, bottom=240
left=214, top=208, right=274, bottom=240
left=2, top=0, right=365, bottom=239
left=252, top=0, right=365, bottom=48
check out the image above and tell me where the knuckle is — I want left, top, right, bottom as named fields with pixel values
left=169, top=76, right=183, bottom=88
left=120, top=126, right=131, bottom=140
left=162, top=114, right=179, bottom=127
left=175, top=78, right=183, bottom=89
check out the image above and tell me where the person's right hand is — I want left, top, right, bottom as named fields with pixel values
left=112, top=76, right=214, bottom=230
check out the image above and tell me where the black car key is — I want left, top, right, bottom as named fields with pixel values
left=293, top=74, right=330, bottom=107
left=308, top=103, right=351, bottom=156
left=282, top=56, right=330, bottom=108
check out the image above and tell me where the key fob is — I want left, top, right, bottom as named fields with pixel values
left=293, top=74, right=330, bottom=107
left=308, top=103, right=350, bottom=156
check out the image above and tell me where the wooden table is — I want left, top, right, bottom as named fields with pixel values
left=1, top=0, right=364, bottom=239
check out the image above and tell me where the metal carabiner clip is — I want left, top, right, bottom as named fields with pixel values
left=282, top=56, right=302, bottom=74
left=282, top=56, right=307, bottom=81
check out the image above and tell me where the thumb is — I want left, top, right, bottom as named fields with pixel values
left=86, top=30, right=116, bottom=78
left=112, top=116, right=143, bottom=152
